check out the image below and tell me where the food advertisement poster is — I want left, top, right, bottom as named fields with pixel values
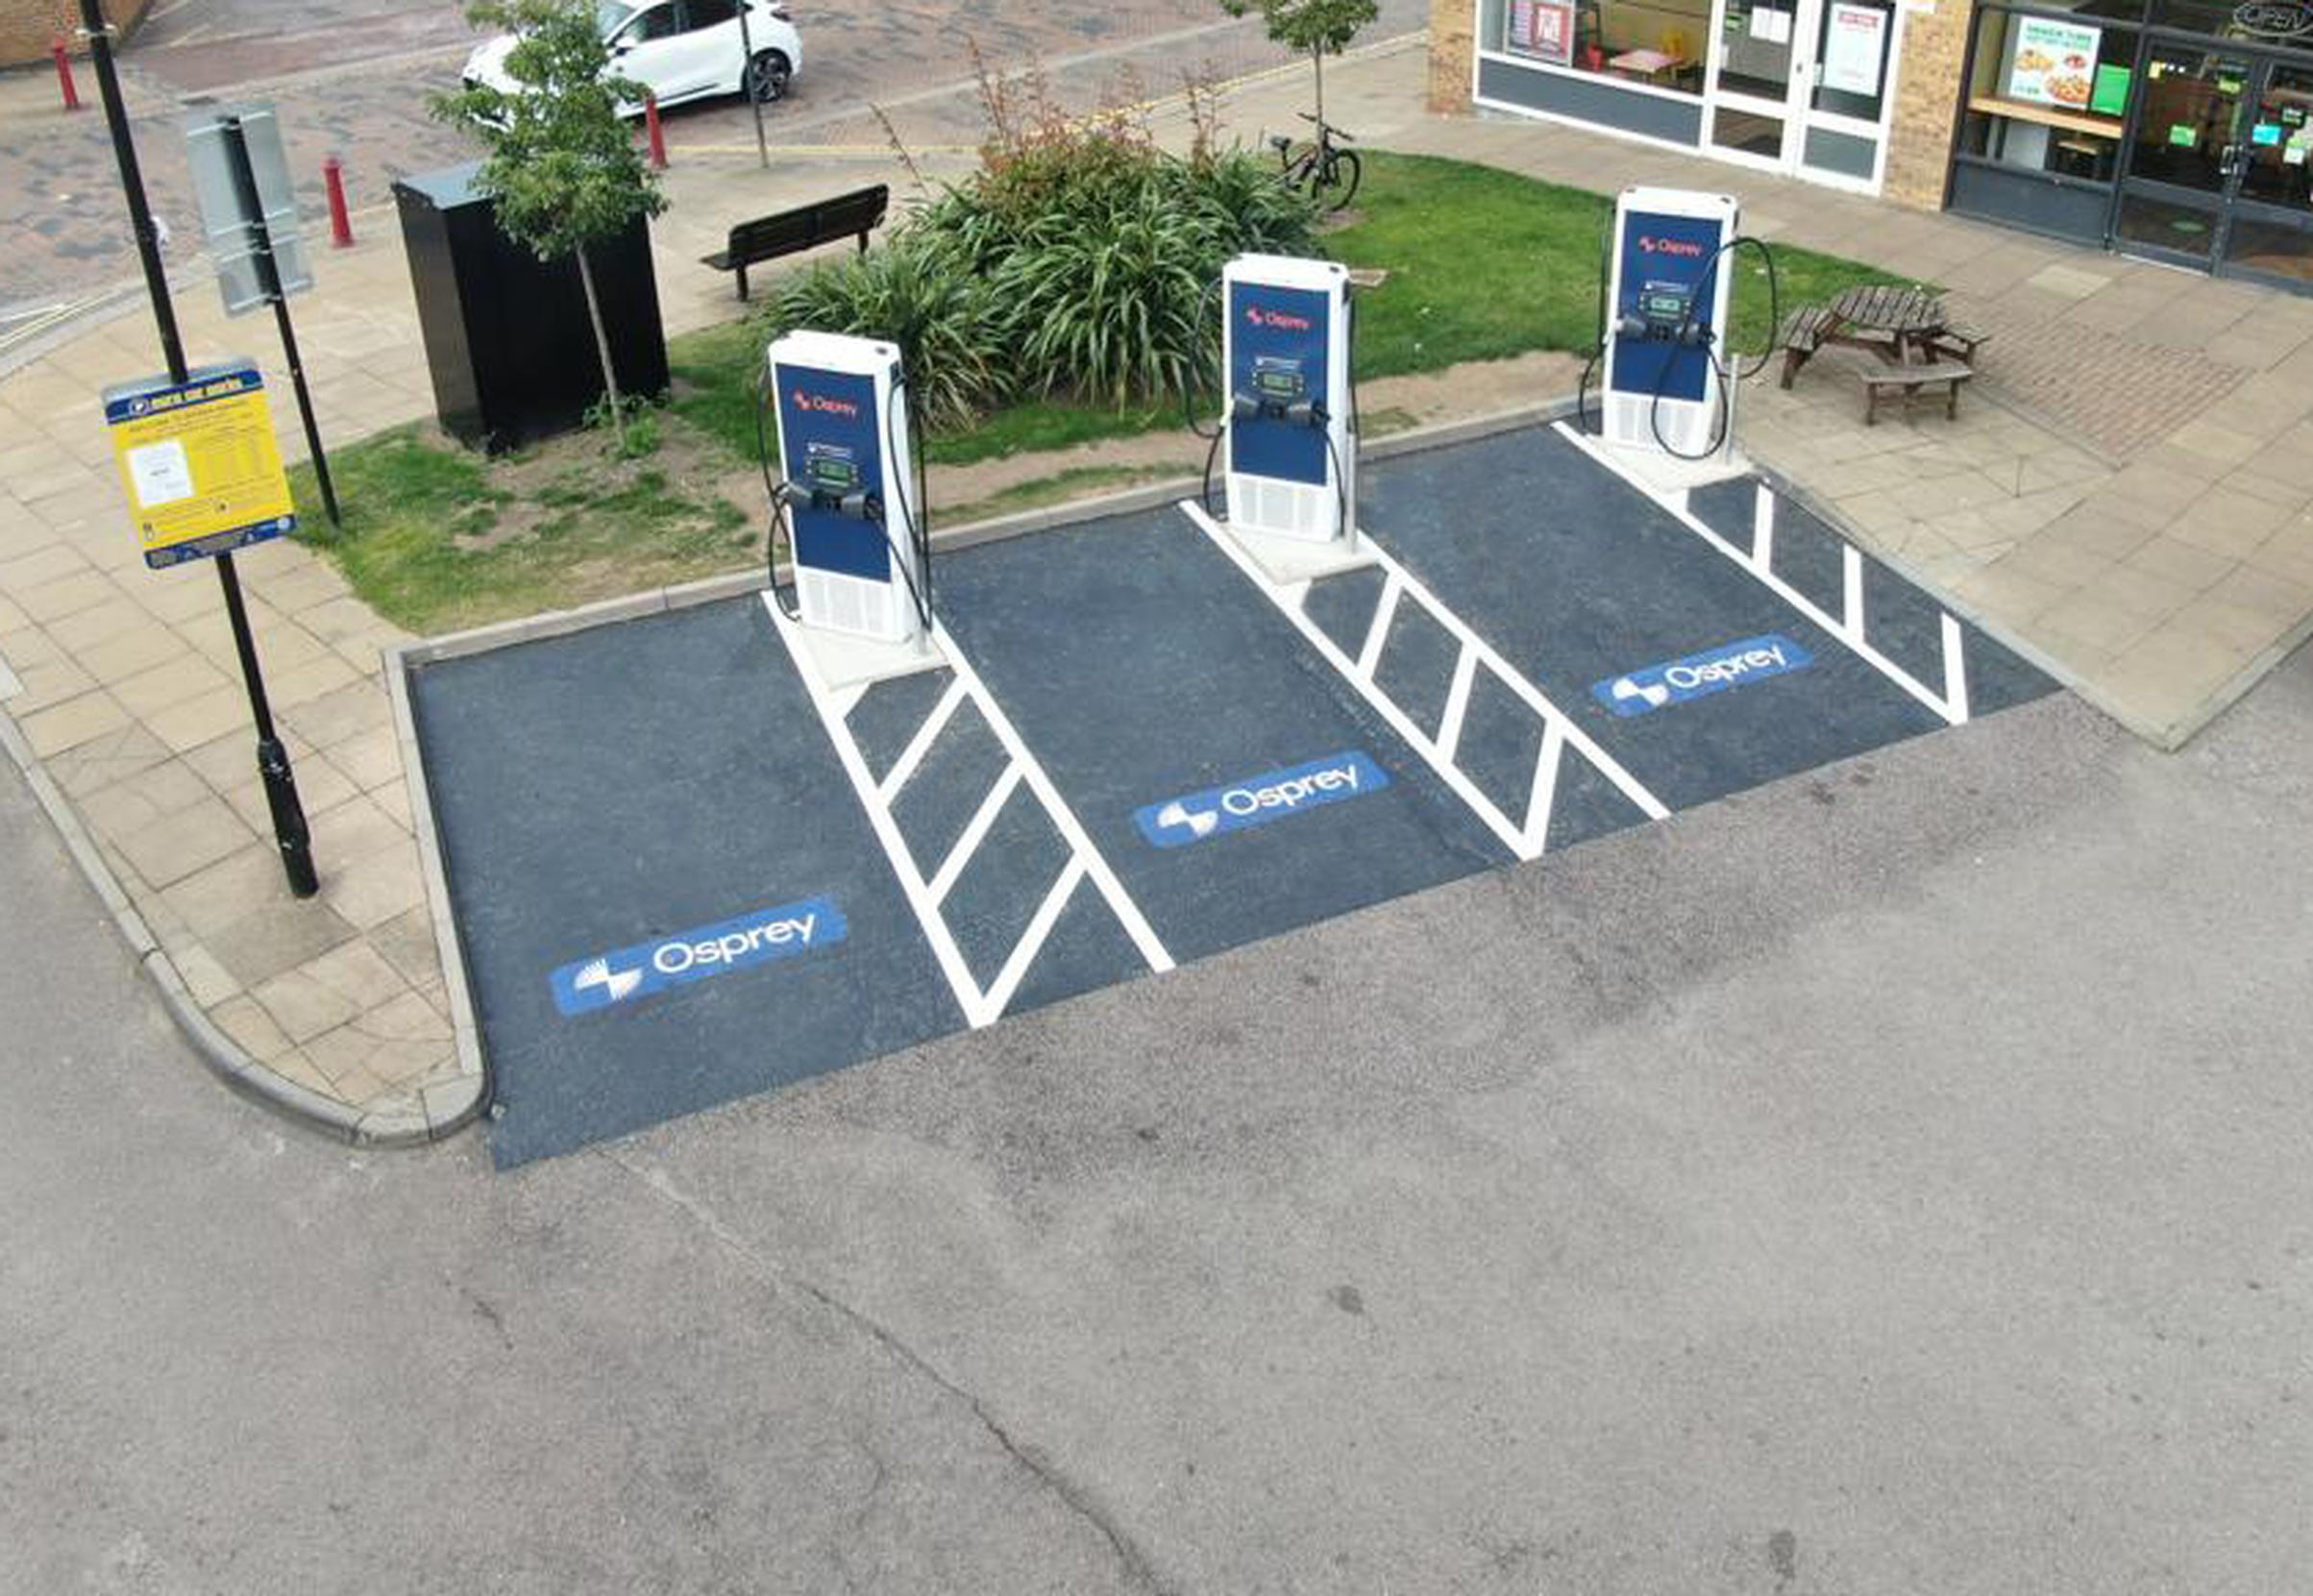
left=1507, top=0, right=1576, bottom=65
left=2005, top=15, right=2101, bottom=110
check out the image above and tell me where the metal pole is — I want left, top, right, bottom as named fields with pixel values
left=220, top=114, right=339, bottom=528
left=77, top=0, right=318, bottom=899
left=736, top=0, right=770, bottom=170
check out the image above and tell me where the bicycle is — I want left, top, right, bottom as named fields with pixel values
left=1270, top=111, right=1362, bottom=212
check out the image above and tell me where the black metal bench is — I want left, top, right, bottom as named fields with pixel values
left=701, top=184, right=889, bottom=301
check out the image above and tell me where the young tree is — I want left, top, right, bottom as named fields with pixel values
left=432, top=0, right=666, bottom=448
left=1218, top=0, right=1379, bottom=127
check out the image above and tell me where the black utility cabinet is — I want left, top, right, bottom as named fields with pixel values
left=393, top=160, right=669, bottom=454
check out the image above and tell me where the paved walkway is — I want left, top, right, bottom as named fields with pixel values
left=4, top=34, right=2311, bottom=1137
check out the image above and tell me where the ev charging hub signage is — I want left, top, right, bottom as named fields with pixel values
left=767, top=330, right=923, bottom=644
left=1223, top=253, right=1354, bottom=545
left=1602, top=186, right=1740, bottom=461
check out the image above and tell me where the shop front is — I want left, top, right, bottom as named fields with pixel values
left=1948, top=0, right=2313, bottom=288
left=1465, top=0, right=1911, bottom=193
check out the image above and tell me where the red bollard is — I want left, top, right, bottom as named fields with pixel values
left=643, top=92, right=668, bottom=170
left=323, top=156, right=354, bottom=248
left=52, top=37, right=82, bottom=112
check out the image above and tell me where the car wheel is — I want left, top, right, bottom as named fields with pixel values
left=746, top=49, right=790, bottom=103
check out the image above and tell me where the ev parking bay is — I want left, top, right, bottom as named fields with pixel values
left=408, top=419, right=2056, bottom=1168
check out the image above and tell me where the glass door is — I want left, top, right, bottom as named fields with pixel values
left=2221, top=61, right=2313, bottom=287
left=1796, top=0, right=1898, bottom=187
left=2116, top=42, right=2254, bottom=266
left=1705, top=0, right=1823, bottom=169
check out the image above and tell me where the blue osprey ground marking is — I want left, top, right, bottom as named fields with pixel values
left=1592, top=634, right=1814, bottom=719
left=1133, top=751, right=1391, bottom=849
left=550, top=896, right=847, bottom=1018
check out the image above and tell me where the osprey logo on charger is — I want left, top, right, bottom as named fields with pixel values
left=550, top=896, right=847, bottom=1018
left=1134, top=751, right=1390, bottom=848
left=790, top=389, right=861, bottom=419
left=1244, top=304, right=1315, bottom=332
left=1593, top=634, right=1814, bottom=718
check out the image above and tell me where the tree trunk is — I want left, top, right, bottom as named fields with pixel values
left=575, top=242, right=626, bottom=450
left=1313, top=41, right=1325, bottom=129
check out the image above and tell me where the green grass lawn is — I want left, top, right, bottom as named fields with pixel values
left=1333, top=153, right=1913, bottom=373
left=296, top=152, right=1920, bottom=634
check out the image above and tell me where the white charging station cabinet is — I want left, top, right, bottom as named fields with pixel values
left=1222, top=254, right=1354, bottom=545
left=1601, top=187, right=1740, bottom=462
left=766, top=330, right=924, bottom=646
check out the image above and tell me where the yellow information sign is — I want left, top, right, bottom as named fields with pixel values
left=104, top=359, right=298, bottom=570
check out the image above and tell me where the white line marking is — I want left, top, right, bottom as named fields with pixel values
left=1356, top=570, right=1403, bottom=681
left=1435, top=647, right=1481, bottom=764
left=1522, top=720, right=1566, bottom=850
left=878, top=675, right=967, bottom=801
left=1843, top=545, right=1865, bottom=638
left=980, top=859, right=1088, bottom=1019
left=1940, top=613, right=1971, bottom=724
left=1553, top=424, right=1967, bottom=726
left=1185, top=503, right=1669, bottom=863
left=766, top=601, right=988, bottom=1026
left=765, top=600, right=1171, bottom=1028
left=928, top=764, right=1023, bottom=908
left=1753, top=481, right=1777, bottom=575
left=0, top=654, right=20, bottom=701
left=930, top=620, right=1174, bottom=979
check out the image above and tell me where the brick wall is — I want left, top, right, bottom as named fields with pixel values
left=2, top=0, right=152, bottom=70
left=1430, top=0, right=1475, bottom=113
left=1883, top=0, right=1973, bottom=210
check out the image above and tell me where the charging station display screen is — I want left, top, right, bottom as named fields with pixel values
left=1228, top=282, right=1330, bottom=488
left=1611, top=209, right=1725, bottom=405
left=775, top=367, right=889, bottom=583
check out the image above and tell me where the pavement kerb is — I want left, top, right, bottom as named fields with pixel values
left=0, top=685, right=471, bottom=1147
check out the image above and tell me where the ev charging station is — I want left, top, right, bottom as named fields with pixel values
left=1601, top=186, right=1741, bottom=470
left=764, top=330, right=933, bottom=682
left=1219, top=254, right=1361, bottom=571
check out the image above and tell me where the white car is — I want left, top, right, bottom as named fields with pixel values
left=462, top=0, right=802, bottom=114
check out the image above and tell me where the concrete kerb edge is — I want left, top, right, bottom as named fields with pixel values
left=0, top=694, right=444, bottom=1148
left=381, top=647, right=490, bottom=1141
left=384, top=397, right=1574, bottom=1125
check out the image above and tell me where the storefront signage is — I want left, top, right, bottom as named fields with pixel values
left=2169, top=122, right=2201, bottom=147
left=1820, top=1, right=1889, bottom=95
left=2090, top=62, right=2131, bottom=116
left=2232, top=1, right=2313, bottom=41
left=2005, top=15, right=2101, bottom=110
left=1506, top=0, right=1576, bottom=65
left=2253, top=120, right=2284, bottom=144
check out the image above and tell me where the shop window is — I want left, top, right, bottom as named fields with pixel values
left=1959, top=4, right=2140, bottom=183
left=1484, top=0, right=1711, bottom=93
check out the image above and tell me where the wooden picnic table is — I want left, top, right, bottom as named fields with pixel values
left=1828, top=283, right=1948, bottom=359
left=1781, top=285, right=1952, bottom=387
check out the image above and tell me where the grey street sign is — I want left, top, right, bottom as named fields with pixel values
left=185, top=103, right=313, bottom=317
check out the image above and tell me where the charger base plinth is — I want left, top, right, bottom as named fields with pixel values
left=1216, top=518, right=1379, bottom=586
left=767, top=599, right=946, bottom=695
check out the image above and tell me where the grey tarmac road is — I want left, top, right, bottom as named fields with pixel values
left=3, top=645, right=2311, bottom=1594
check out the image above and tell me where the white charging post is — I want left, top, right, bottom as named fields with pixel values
left=765, top=331, right=927, bottom=663
left=1221, top=254, right=1356, bottom=552
left=1601, top=186, right=1741, bottom=466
